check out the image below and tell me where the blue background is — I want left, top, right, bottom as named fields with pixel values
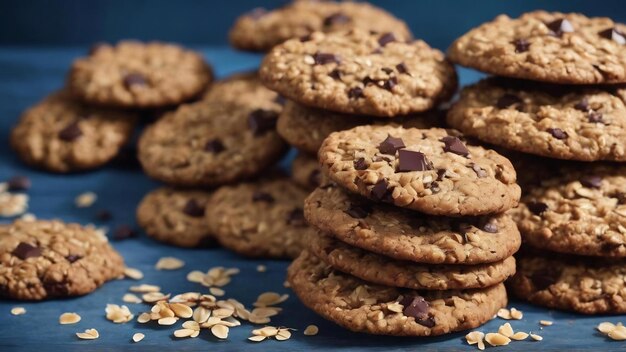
left=1, top=1, right=626, bottom=351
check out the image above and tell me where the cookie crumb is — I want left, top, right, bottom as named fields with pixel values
left=304, top=325, right=319, bottom=336
left=10, top=307, right=26, bottom=316
left=132, top=332, right=145, bottom=342
left=76, top=328, right=99, bottom=340
left=155, top=256, right=185, bottom=270
left=75, top=192, right=97, bottom=208
left=59, top=312, right=81, bottom=324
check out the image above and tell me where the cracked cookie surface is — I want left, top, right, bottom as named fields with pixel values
left=448, top=11, right=626, bottom=84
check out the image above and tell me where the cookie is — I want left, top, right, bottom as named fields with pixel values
left=136, top=187, right=216, bottom=248
left=10, top=90, right=137, bottom=173
left=260, top=29, right=457, bottom=117
left=310, top=231, right=516, bottom=290
left=0, top=220, right=124, bottom=300
left=319, top=125, right=521, bottom=216
left=509, top=251, right=626, bottom=314
left=448, top=11, right=626, bottom=84
left=304, top=185, right=521, bottom=264
left=138, top=74, right=287, bottom=186
left=516, top=164, right=626, bottom=257
left=291, top=152, right=323, bottom=191
left=447, top=78, right=626, bottom=161
left=203, top=72, right=277, bottom=104
left=205, top=177, right=313, bottom=259
left=68, top=41, right=213, bottom=108
left=229, top=1, right=412, bottom=52
left=277, top=100, right=444, bottom=155
left=288, top=250, right=507, bottom=336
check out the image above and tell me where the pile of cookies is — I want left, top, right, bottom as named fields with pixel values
left=447, top=11, right=626, bottom=314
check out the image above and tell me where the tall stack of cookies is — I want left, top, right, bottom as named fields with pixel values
left=447, top=11, right=626, bottom=314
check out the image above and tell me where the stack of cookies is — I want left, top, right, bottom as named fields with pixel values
left=447, top=11, right=626, bottom=314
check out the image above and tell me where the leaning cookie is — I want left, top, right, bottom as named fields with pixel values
left=291, top=152, right=323, bottom=191
left=10, top=90, right=137, bottom=172
left=205, top=177, right=313, bottom=259
left=68, top=41, right=213, bottom=108
left=136, top=187, right=216, bottom=248
left=319, top=126, right=521, bottom=216
left=0, top=220, right=124, bottom=300
left=447, top=78, right=626, bottom=161
left=516, top=164, right=626, bottom=257
left=229, top=1, right=412, bottom=52
left=138, top=74, right=287, bottom=187
left=448, top=11, right=626, bottom=84
left=261, top=29, right=457, bottom=117
left=288, top=250, right=507, bottom=336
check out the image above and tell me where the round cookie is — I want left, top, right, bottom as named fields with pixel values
left=448, top=11, right=626, bottom=84
left=203, top=72, right=276, bottom=104
left=516, top=164, right=626, bottom=257
left=260, top=29, right=457, bottom=117
left=205, top=177, right=313, bottom=259
left=277, top=100, right=444, bottom=154
left=136, top=187, right=216, bottom=248
left=229, top=1, right=412, bottom=52
left=0, top=220, right=124, bottom=300
left=68, top=41, right=213, bottom=108
left=319, top=125, right=521, bottom=216
left=304, top=185, right=521, bottom=264
left=138, top=75, right=287, bottom=186
left=291, top=152, right=323, bottom=191
left=288, top=250, right=507, bottom=336
left=10, top=90, right=137, bottom=173
left=310, top=231, right=516, bottom=290
left=509, top=251, right=626, bottom=314
left=447, top=78, right=626, bottom=161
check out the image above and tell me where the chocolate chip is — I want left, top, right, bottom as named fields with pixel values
left=588, top=111, right=603, bottom=123
left=286, top=208, right=306, bottom=227
left=58, top=121, right=82, bottom=141
left=482, top=220, right=498, bottom=233
left=381, top=67, right=393, bottom=74
left=95, top=209, right=112, bottom=222
left=527, top=201, right=548, bottom=215
left=546, top=18, right=574, bottom=37
left=378, top=135, right=405, bottom=155
left=123, top=73, right=148, bottom=88
left=378, top=32, right=397, bottom=46
left=362, top=76, right=376, bottom=86
left=470, top=163, right=487, bottom=178
left=513, top=38, right=530, bottom=53
left=65, top=254, right=82, bottom=263
left=183, top=199, right=205, bottom=217
left=252, top=191, right=274, bottom=203
left=323, top=12, right=350, bottom=26
left=371, top=179, right=393, bottom=203
left=313, top=52, right=340, bottom=65
left=354, top=158, right=368, bottom=170
left=396, top=62, right=410, bottom=75
left=382, top=77, right=397, bottom=91
left=308, top=170, right=321, bottom=187
left=371, top=47, right=383, bottom=54
left=397, top=150, right=431, bottom=172
left=496, top=94, right=523, bottom=109
left=113, top=225, right=137, bottom=241
left=345, top=203, right=371, bottom=219
left=12, top=242, right=41, bottom=260
left=328, top=69, right=342, bottom=80
left=348, top=87, right=364, bottom=99
left=547, top=128, right=568, bottom=140
left=436, top=169, right=447, bottom=181
left=580, top=175, right=602, bottom=189
left=300, top=34, right=312, bottom=42
left=599, top=27, right=626, bottom=44
left=204, top=138, right=225, bottom=154
left=248, top=109, right=278, bottom=136
left=399, top=295, right=435, bottom=327
left=44, top=280, right=69, bottom=296
left=247, top=7, right=267, bottom=20
left=612, top=192, right=626, bottom=204
left=574, top=98, right=589, bottom=111
left=6, top=176, right=30, bottom=191
left=441, top=136, right=469, bottom=157
left=530, top=267, right=562, bottom=290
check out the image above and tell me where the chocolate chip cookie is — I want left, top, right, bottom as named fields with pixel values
left=68, top=41, right=213, bottom=108
left=517, top=164, right=626, bottom=257
left=288, top=250, right=507, bottom=336
left=319, top=126, right=521, bottom=216
left=304, top=185, right=521, bottom=264
left=0, top=220, right=124, bottom=300
left=447, top=78, right=626, bottom=161
left=291, top=152, right=323, bottom=191
left=138, top=74, right=287, bottom=186
left=10, top=90, right=137, bottom=172
left=260, top=29, right=457, bottom=117
left=136, top=187, right=216, bottom=248
left=205, top=177, right=313, bottom=259
left=448, top=11, right=626, bottom=84
left=229, top=1, right=412, bottom=52
left=277, top=100, right=444, bottom=154
left=509, top=251, right=626, bottom=314
left=310, top=231, right=516, bottom=290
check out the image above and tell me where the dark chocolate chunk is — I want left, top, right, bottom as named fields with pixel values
left=496, top=94, right=523, bottom=109
left=354, top=158, right=368, bottom=170
left=345, top=203, right=371, bottom=219
left=546, top=18, right=574, bottom=37
left=65, top=254, right=82, bottom=263
left=300, top=34, right=312, bottom=42
left=588, top=111, right=603, bottom=123
left=323, top=12, right=350, bottom=26
left=441, top=136, right=470, bottom=157
left=348, top=87, right=364, bottom=99
left=123, top=73, right=148, bottom=88
left=396, top=62, right=410, bottom=75
left=399, top=295, right=435, bottom=328
left=397, top=150, right=431, bottom=172
left=378, top=32, right=397, bottom=47
left=599, top=28, right=626, bottom=44
left=527, top=201, right=548, bottom=215
left=58, top=122, right=82, bottom=141
left=436, top=169, right=447, bottom=181
left=580, top=175, right=602, bottom=189
left=113, top=225, right=137, bottom=241
left=574, top=98, right=589, bottom=111
left=252, top=191, right=274, bottom=203
left=248, top=109, right=278, bottom=136
left=12, top=242, right=41, bottom=260
left=612, top=192, right=626, bottom=205
left=204, top=138, right=226, bottom=154
left=547, top=128, right=568, bottom=140
left=470, top=163, right=487, bottom=178
left=313, top=52, right=340, bottom=65
left=308, top=170, right=321, bottom=187
left=371, top=179, right=393, bottom=203
left=381, top=67, right=393, bottom=74
left=183, top=199, right=205, bottom=217
left=328, top=69, right=342, bottom=80
left=382, top=77, right=397, bottom=91
left=513, top=38, right=530, bottom=53
left=6, top=176, right=31, bottom=191
left=378, top=135, right=405, bottom=155
left=286, top=207, right=306, bottom=227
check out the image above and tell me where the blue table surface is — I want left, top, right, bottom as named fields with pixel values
left=0, top=46, right=624, bottom=352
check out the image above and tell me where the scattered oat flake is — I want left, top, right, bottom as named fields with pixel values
left=497, top=308, right=511, bottom=320
left=498, top=323, right=514, bottom=337
left=511, top=331, right=529, bottom=341
left=530, top=333, right=543, bottom=341
left=211, top=324, right=229, bottom=339
left=124, top=267, right=144, bottom=280
left=105, top=304, right=134, bottom=323
left=130, top=284, right=160, bottom=293
left=540, top=320, right=553, bottom=326
left=75, top=192, right=97, bottom=208
left=142, top=292, right=170, bottom=303
left=123, top=293, right=142, bottom=304
left=254, top=292, right=289, bottom=307
left=59, top=312, right=81, bottom=324
left=76, top=328, right=99, bottom=340
left=485, top=332, right=511, bottom=346
left=0, top=192, right=28, bottom=217
left=248, top=335, right=266, bottom=342
left=10, top=307, right=26, bottom=315
left=210, top=287, right=225, bottom=296
left=598, top=322, right=618, bottom=334
left=510, top=307, right=523, bottom=320
left=132, top=332, right=145, bottom=342
left=598, top=322, right=626, bottom=340
left=158, top=317, right=178, bottom=326
left=257, top=265, right=266, bottom=272
left=304, top=325, right=319, bottom=336
left=465, top=331, right=485, bottom=350
left=155, top=257, right=184, bottom=270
